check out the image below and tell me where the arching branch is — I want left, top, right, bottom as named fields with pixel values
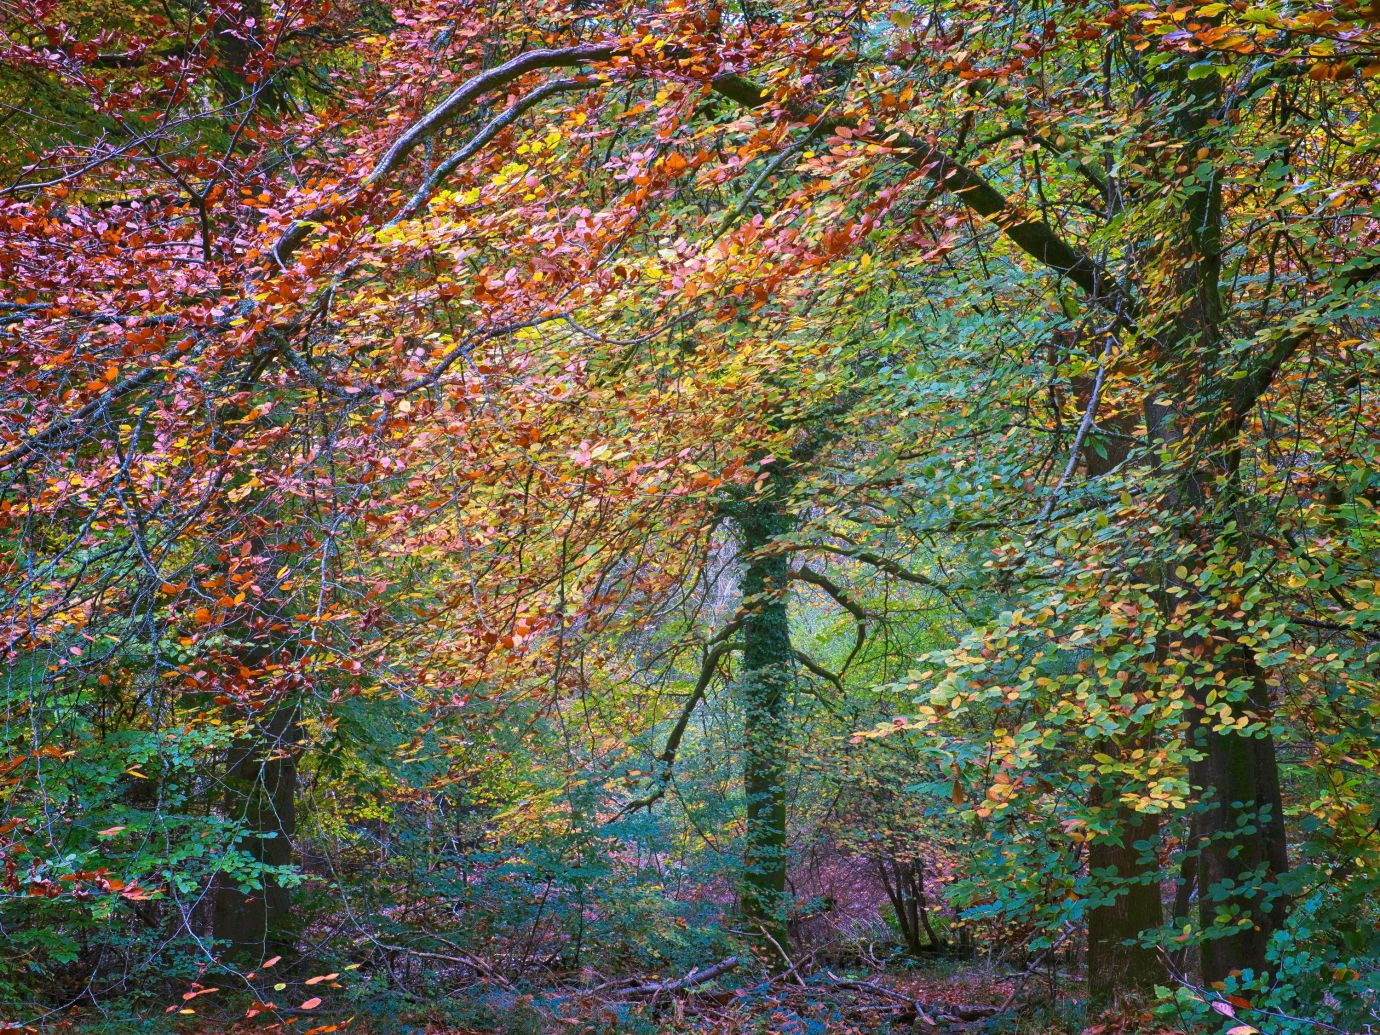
left=791, top=564, right=871, bottom=623
left=271, top=44, right=618, bottom=265
left=705, top=73, right=1124, bottom=314
left=792, top=544, right=970, bottom=619
left=792, top=648, right=843, bottom=694
left=392, top=76, right=603, bottom=223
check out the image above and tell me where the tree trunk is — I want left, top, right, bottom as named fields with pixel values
left=1081, top=391, right=1164, bottom=999
left=1087, top=793, right=1164, bottom=1001
left=1145, top=63, right=1289, bottom=985
left=878, top=857, right=942, bottom=955
left=736, top=476, right=793, bottom=963
left=213, top=703, right=299, bottom=959
left=214, top=0, right=264, bottom=103
left=1190, top=664, right=1288, bottom=983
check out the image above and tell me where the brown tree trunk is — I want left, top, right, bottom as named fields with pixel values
left=1190, top=663, right=1288, bottom=983
left=1080, top=357, right=1164, bottom=999
left=1143, top=63, right=1290, bottom=985
left=1087, top=794, right=1164, bottom=1001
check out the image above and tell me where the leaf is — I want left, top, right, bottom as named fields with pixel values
left=300, top=997, right=322, bottom=1010
left=304, top=973, right=338, bottom=985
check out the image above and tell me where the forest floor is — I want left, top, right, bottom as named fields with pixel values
left=347, top=956, right=1176, bottom=1035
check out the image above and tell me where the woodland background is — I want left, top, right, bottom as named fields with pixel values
left=1, top=1, right=1378, bottom=1032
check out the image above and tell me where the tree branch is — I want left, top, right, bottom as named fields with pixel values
left=792, top=648, right=844, bottom=694
left=791, top=565, right=870, bottom=623
left=392, top=76, right=603, bottom=223
left=610, top=628, right=742, bottom=818
left=1228, top=254, right=1380, bottom=419
left=706, top=74, right=1124, bottom=313
left=797, top=544, right=970, bottom=618
left=271, top=44, right=617, bottom=265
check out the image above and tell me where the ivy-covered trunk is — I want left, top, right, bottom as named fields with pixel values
left=736, top=472, right=794, bottom=963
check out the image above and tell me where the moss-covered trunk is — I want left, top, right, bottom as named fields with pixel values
left=736, top=474, right=793, bottom=963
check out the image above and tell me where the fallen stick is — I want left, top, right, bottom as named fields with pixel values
left=621, top=956, right=741, bottom=997
left=378, top=943, right=514, bottom=988
left=947, top=1002, right=1002, bottom=1021
left=824, top=972, right=938, bottom=1028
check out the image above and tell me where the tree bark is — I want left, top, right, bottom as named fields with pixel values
left=1146, top=65, right=1289, bottom=986
left=1087, top=790, right=1164, bottom=1000
left=1190, top=659, right=1288, bottom=982
left=735, top=473, right=794, bottom=963
left=209, top=538, right=301, bottom=960
left=1079, top=337, right=1165, bottom=1000
left=213, top=702, right=299, bottom=959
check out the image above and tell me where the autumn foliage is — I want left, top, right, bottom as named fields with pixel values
left=1, top=0, right=1378, bottom=1031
